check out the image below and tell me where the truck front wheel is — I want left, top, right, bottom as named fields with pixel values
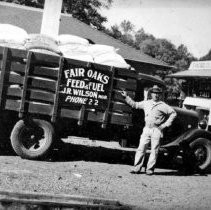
left=190, top=138, right=211, bottom=172
left=10, top=119, right=54, bottom=160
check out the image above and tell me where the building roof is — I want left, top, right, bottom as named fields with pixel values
left=167, top=69, right=211, bottom=79
left=0, top=2, right=170, bottom=69
left=168, top=61, right=211, bottom=79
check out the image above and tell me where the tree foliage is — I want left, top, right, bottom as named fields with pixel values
left=200, top=49, right=211, bottom=61
left=120, top=20, right=134, bottom=34
left=106, top=20, right=199, bottom=97
left=107, top=20, right=196, bottom=70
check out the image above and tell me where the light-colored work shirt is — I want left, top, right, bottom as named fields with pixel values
left=125, top=96, right=177, bottom=128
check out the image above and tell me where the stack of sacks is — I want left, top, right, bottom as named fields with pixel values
left=89, top=44, right=130, bottom=69
left=0, top=24, right=28, bottom=49
left=58, top=34, right=94, bottom=62
left=25, top=34, right=61, bottom=56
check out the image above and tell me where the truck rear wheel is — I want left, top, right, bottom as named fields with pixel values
left=10, top=119, right=54, bottom=160
left=190, top=138, right=211, bottom=172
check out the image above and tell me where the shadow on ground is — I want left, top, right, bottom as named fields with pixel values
left=49, top=141, right=180, bottom=171
left=1, top=140, right=208, bottom=176
left=50, top=141, right=135, bottom=165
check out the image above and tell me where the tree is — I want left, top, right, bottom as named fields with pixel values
left=106, top=24, right=122, bottom=39
left=106, top=20, right=136, bottom=47
left=135, top=28, right=155, bottom=49
left=139, top=38, right=178, bottom=65
left=0, top=0, right=113, bottom=30
left=120, top=20, right=134, bottom=34
left=175, top=44, right=195, bottom=70
left=200, top=49, right=211, bottom=61
left=62, top=0, right=113, bottom=30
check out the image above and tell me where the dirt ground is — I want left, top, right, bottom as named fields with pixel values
left=0, top=139, right=211, bottom=210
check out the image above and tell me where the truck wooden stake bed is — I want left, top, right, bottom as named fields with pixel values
left=0, top=46, right=137, bottom=159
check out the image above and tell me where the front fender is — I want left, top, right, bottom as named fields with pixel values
left=162, top=128, right=211, bottom=148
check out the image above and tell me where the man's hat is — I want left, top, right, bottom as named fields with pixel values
left=150, top=85, right=163, bottom=93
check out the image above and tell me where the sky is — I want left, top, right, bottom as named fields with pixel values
left=100, top=0, right=211, bottom=58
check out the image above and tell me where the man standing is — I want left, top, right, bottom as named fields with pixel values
left=121, top=85, right=177, bottom=175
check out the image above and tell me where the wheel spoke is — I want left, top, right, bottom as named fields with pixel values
left=194, top=146, right=207, bottom=165
left=20, top=127, right=45, bottom=151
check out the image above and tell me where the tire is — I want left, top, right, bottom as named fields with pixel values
left=10, top=119, right=54, bottom=160
left=190, top=138, right=211, bottom=172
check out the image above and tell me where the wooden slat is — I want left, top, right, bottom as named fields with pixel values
left=3, top=62, right=24, bottom=73
left=110, top=101, right=132, bottom=113
left=88, top=111, right=132, bottom=126
left=92, top=62, right=115, bottom=72
left=5, top=98, right=133, bottom=126
left=28, top=102, right=53, bottom=115
left=5, top=99, right=53, bottom=115
left=113, top=78, right=136, bottom=91
left=127, top=78, right=137, bottom=90
left=32, top=52, right=60, bottom=67
left=6, top=87, right=54, bottom=104
left=6, top=87, right=132, bottom=114
left=2, top=72, right=23, bottom=85
left=0, top=73, right=56, bottom=92
left=115, top=68, right=137, bottom=79
left=0, top=47, right=9, bottom=107
left=5, top=99, right=20, bottom=111
left=4, top=63, right=59, bottom=79
left=77, top=105, right=86, bottom=125
left=65, top=57, right=91, bottom=68
left=0, top=46, right=4, bottom=56
left=32, top=66, right=58, bottom=79
left=27, top=89, right=55, bottom=103
left=51, top=57, right=64, bottom=122
left=19, top=51, right=33, bottom=118
left=60, top=108, right=80, bottom=120
left=110, top=113, right=132, bottom=126
left=102, top=67, right=115, bottom=128
left=87, top=111, right=104, bottom=122
left=0, top=47, right=26, bottom=64
left=112, top=90, right=135, bottom=102
left=9, top=47, right=27, bottom=60
left=28, top=77, right=56, bottom=92
left=6, top=86, right=21, bottom=98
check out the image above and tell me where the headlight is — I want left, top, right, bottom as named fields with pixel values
left=198, top=119, right=207, bottom=129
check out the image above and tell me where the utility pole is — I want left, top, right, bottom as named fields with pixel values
left=40, top=0, right=63, bottom=37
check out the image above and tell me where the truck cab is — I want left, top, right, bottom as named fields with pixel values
left=166, top=61, right=211, bottom=172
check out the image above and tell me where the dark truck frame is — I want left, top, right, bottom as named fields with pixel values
left=0, top=46, right=138, bottom=158
left=0, top=46, right=211, bottom=173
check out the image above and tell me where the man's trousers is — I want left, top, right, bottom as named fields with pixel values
left=133, top=126, right=162, bottom=172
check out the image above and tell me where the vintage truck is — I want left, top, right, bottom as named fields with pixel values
left=0, top=46, right=211, bottom=173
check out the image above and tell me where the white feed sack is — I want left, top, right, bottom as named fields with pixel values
left=62, top=54, right=94, bottom=63
left=57, top=34, right=89, bottom=46
left=0, top=24, right=28, bottom=49
left=89, top=44, right=130, bottom=68
left=59, top=44, right=94, bottom=62
left=25, top=34, right=61, bottom=55
left=59, top=44, right=89, bottom=54
left=94, top=52, right=130, bottom=69
left=58, top=34, right=93, bottom=62
left=88, top=44, right=117, bottom=57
